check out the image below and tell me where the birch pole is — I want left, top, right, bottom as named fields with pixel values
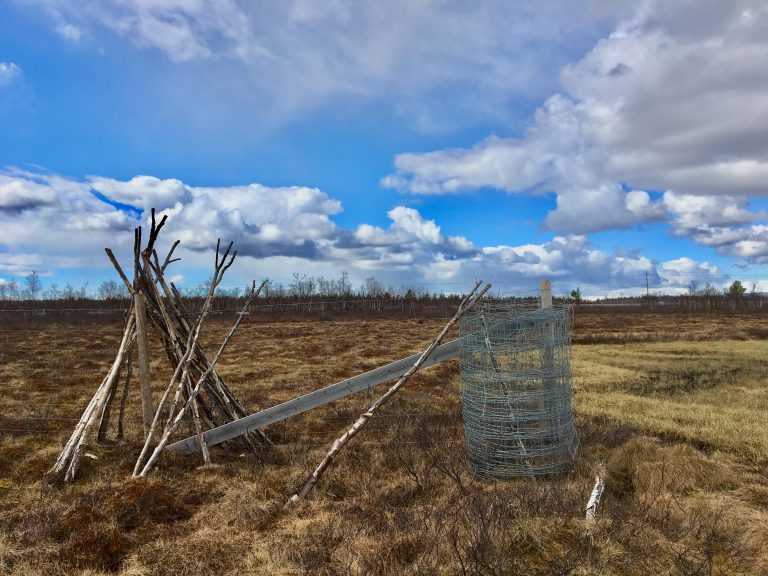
left=134, top=291, right=154, bottom=438
left=132, top=241, right=239, bottom=475
left=286, top=281, right=491, bottom=507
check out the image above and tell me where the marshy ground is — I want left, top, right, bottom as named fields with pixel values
left=1, top=311, right=767, bottom=574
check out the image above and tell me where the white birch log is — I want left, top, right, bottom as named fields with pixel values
left=285, top=281, right=491, bottom=507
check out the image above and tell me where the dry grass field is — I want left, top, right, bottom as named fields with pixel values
left=1, top=311, right=767, bottom=575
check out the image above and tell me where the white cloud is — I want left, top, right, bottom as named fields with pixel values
left=22, top=1, right=622, bottom=130
left=659, top=257, right=725, bottom=290
left=0, top=167, right=734, bottom=294
left=0, top=168, right=341, bottom=275
left=0, top=62, right=21, bottom=87
left=56, top=22, right=82, bottom=41
left=383, top=1, right=768, bottom=236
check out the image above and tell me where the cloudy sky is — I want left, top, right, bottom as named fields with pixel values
left=1, top=0, right=767, bottom=296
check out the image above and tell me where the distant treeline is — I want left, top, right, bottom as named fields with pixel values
left=1, top=271, right=767, bottom=326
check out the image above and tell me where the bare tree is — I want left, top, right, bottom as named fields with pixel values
left=46, top=283, right=61, bottom=299
left=98, top=279, right=129, bottom=300
left=25, top=270, right=42, bottom=302
left=338, top=270, right=352, bottom=296
left=363, top=276, right=385, bottom=297
left=290, top=273, right=315, bottom=298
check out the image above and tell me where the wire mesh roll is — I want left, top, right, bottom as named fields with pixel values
left=459, top=300, right=578, bottom=479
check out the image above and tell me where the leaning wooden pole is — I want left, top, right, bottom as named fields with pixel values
left=46, top=312, right=136, bottom=483
left=286, top=281, right=491, bottom=507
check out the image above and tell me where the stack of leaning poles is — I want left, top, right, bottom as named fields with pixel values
left=46, top=209, right=270, bottom=484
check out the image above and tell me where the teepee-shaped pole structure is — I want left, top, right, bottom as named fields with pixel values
left=47, top=209, right=269, bottom=483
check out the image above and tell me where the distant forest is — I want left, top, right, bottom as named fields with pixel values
left=1, top=270, right=766, bottom=325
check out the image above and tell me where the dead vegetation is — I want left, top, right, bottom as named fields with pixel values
left=1, top=313, right=767, bottom=574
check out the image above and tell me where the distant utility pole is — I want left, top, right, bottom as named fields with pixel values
left=645, top=271, right=650, bottom=297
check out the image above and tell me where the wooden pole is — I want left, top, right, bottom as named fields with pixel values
left=540, top=279, right=552, bottom=309
left=286, top=281, right=491, bottom=507
left=134, top=291, right=154, bottom=439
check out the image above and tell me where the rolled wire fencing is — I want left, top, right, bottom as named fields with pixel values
left=459, top=300, right=578, bottom=479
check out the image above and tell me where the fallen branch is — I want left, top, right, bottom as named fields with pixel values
left=585, top=461, right=606, bottom=520
left=286, top=281, right=491, bottom=507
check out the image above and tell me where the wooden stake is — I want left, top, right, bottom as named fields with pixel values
left=134, top=291, right=154, bottom=438
left=286, top=281, right=491, bottom=507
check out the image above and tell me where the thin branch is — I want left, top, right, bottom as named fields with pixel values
left=286, top=281, right=490, bottom=506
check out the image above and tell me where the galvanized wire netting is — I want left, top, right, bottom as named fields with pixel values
left=459, top=300, right=578, bottom=479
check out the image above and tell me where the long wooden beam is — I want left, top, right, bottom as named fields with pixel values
left=167, top=338, right=460, bottom=454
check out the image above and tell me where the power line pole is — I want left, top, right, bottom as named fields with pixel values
left=645, top=271, right=650, bottom=297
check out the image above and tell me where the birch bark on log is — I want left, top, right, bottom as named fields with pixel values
left=585, top=462, right=606, bottom=520
left=285, top=281, right=490, bottom=507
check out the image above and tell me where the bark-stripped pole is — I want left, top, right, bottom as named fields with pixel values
left=479, top=313, right=535, bottom=478
left=143, top=251, right=209, bottom=461
left=136, top=280, right=265, bottom=476
left=134, top=291, right=154, bottom=438
left=164, top=240, right=236, bottom=427
left=116, top=349, right=133, bottom=441
left=286, top=281, right=491, bottom=507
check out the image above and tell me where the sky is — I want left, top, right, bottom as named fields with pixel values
left=1, top=0, right=768, bottom=297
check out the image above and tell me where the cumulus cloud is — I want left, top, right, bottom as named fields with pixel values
left=383, top=1, right=768, bottom=237
left=1, top=166, right=725, bottom=294
left=659, top=257, right=726, bottom=291
left=0, top=168, right=344, bottom=275
left=0, top=62, right=21, bottom=87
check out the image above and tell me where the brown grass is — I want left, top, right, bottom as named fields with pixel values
left=0, top=312, right=767, bottom=574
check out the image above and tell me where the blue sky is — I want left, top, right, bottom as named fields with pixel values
left=1, top=1, right=768, bottom=297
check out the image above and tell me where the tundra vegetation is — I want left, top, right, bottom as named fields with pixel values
left=0, top=309, right=767, bottom=575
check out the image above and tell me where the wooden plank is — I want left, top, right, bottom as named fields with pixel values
left=134, top=292, right=154, bottom=438
left=167, top=338, right=461, bottom=454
